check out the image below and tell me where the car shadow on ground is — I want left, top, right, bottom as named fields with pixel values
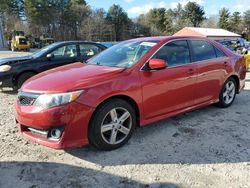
left=66, top=89, right=250, bottom=166
left=0, top=161, right=179, bottom=188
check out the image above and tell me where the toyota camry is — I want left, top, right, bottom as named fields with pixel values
left=15, top=36, right=246, bottom=150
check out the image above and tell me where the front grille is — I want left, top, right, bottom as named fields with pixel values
left=19, top=96, right=36, bottom=105
left=18, top=92, right=40, bottom=106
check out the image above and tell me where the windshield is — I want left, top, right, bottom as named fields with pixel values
left=19, top=38, right=27, bottom=44
left=87, top=40, right=159, bottom=68
left=31, top=43, right=59, bottom=58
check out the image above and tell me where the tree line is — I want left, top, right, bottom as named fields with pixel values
left=0, top=0, right=250, bottom=41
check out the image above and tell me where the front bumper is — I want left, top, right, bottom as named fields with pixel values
left=15, top=100, right=95, bottom=149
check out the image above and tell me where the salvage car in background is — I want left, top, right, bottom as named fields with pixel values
left=15, top=36, right=246, bottom=150
left=218, top=38, right=250, bottom=70
left=218, top=38, right=249, bottom=55
left=0, top=41, right=106, bottom=89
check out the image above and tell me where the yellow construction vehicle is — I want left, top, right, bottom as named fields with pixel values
left=8, top=30, right=30, bottom=51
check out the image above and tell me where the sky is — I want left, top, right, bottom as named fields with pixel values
left=86, top=0, right=250, bottom=18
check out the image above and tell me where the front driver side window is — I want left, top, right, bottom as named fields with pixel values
left=50, top=45, right=77, bottom=60
left=153, top=40, right=190, bottom=67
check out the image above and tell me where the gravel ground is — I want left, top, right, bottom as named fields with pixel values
left=0, top=51, right=32, bottom=58
left=0, top=51, right=250, bottom=188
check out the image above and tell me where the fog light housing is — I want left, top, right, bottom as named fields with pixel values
left=49, top=127, right=64, bottom=140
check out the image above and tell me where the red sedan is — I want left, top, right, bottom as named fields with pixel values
left=15, top=36, right=246, bottom=150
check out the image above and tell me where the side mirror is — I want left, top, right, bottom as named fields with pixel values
left=148, top=58, right=167, bottom=70
left=46, top=53, right=54, bottom=60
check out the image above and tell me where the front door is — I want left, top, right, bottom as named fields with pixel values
left=39, top=44, right=78, bottom=72
left=140, top=40, right=197, bottom=119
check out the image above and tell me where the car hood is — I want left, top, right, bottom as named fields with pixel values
left=22, top=62, right=126, bottom=93
left=0, top=56, right=33, bottom=65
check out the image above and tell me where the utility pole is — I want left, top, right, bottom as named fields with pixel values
left=0, top=15, right=5, bottom=50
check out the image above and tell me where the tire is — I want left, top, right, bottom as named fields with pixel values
left=217, top=77, right=237, bottom=108
left=88, top=99, right=136, bottom=150
left=17, top=72, right=36, bottom=89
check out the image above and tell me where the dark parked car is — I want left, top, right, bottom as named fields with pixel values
left=0, top=41, right=106, bottom=89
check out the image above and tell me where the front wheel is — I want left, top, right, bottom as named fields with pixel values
left=88, top=99, right=136, bottom=150
left=17, top=72, right=36, bottom=89
left=217, top=78, right=237, bottom=108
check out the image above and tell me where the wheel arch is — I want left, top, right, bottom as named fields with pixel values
left=227, top=75, right=240, bottom=94
left=89, top=94, right=141, bottom=129
left=13, top=70, right=38, bottom=86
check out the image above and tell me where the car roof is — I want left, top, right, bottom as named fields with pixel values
left=54, top=41, right=103, bottom=44
left=128, top=36, right=210, bottom=42
left=54, top=37, right=211, bottom=46
left=50, top=41, right=107, bottom=48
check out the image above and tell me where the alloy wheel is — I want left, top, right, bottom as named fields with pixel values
left=222, top=80, right=236, bottom=105
left=100, top=107, right=132, bottom=145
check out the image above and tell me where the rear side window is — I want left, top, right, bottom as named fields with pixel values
left=153, top=40, right=190, bottom=67
left=79, top=44, right=102, bottom=58
left=190, top=40, right=216, bottom=62
left=214, top=47, right=225, bottom=58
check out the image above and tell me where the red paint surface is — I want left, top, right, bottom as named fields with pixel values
left=15, top=36, right=246, bottom=149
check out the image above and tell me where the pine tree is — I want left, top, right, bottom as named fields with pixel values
left=183, top=2, right=205, bottom=27
left=218, top=8, right=230, bottom=30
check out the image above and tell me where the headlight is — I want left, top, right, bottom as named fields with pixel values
left=0, top=65, right=11, bottom=72
left=34, top=90, right=83, bottom=109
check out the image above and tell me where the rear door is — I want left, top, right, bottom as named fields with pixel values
left=140, top=40, right=197, bottom=119
left=189, top=40, right=228, bottom=104
left=79, top=44, right=104, bottom=62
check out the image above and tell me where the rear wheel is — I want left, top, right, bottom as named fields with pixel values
left=88, top=99, right=136, bottom=150
left=17, top=72, right=36, bottom=89
left=217, top=78, right=237, bottom=108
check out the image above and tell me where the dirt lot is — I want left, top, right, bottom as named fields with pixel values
left=0, top=51, right=250, bottom=188
left=0, top=51, right=32, bottom=58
